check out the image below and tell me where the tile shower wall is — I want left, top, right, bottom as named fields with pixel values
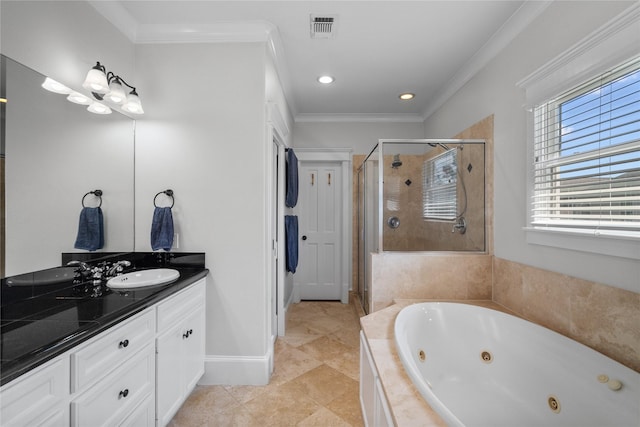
left=390, top=143, right=485, bottom=252
left=493, top=257, right=640, bottom=373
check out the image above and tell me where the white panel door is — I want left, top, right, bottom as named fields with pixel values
left=296, top=162, right=342, bottom=300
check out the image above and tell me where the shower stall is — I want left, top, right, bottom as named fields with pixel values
left=356, top=139, right=486, bottom=313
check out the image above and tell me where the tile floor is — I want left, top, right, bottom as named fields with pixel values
left=169, top=298, right=365, bottom=426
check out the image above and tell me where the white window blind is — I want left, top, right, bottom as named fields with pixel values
left=423, top=148, right=458, bottom=220
left=532, top=57, right=640, bottom=235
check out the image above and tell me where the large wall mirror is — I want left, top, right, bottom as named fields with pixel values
left=1, top=55, right=135, bottom=277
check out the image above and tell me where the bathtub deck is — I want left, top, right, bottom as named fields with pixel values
left=360, top=300, right=516, bottom=426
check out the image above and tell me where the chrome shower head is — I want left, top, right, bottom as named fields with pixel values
left=391, top=154, right=402, bottom=168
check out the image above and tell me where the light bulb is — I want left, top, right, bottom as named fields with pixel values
left=42, top=77, right=72, bottom=94
left=318, top=75, right=334, bottom=84
left=82, top=65, right=109, bottom=94
left=87, top=102, right=112, bottom=114
left=104, top=79, right=126, bottom=104
left=122, top=91, right=144, bottom=114
left=67, top=91, right=92, bottom=105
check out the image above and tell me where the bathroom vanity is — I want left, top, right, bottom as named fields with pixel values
left=0, top=252, right=208, bottom=426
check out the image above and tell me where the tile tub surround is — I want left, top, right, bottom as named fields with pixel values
left=360, top=300, right=521, bottom=427
left=493, top=257, right=640, bottom=373
left=369, top=252, right=493, bottom=312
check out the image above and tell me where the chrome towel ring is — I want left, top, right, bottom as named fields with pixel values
left=81, top=189, right=103, bottom=208
left=154, top=189, right=174, bottom=208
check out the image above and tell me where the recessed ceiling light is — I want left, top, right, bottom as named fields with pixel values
left=318, top=75, right=335, bottom=84
left=399, top=93, right=415, bottom=100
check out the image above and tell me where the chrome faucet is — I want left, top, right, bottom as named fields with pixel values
left=107, top=260, right=132, bottom=277
left=67, top=260, right=103, bottom=284
left=67, top=260, right=91, bottom=271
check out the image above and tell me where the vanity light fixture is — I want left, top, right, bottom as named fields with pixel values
left=318, top=75, right=335, bottom=84
left=82, top=61, right=144, bottom=114
left=399, top=93, right=415, bottom=100
left=66, top=91, right=92, bottom=105
left=87, top=102, right=112, bottom=115
left=42, top=77, right=72, bottom=94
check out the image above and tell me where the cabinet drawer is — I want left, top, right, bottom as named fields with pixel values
left=156, top=280, right=205, bottom=332
left=120, top=393, right=155, bottom=427
left=71, top=344, right=155, bottom=427
left=71, top=308, right=155, bottom=392
left=0, top=355, right=69, bottom=427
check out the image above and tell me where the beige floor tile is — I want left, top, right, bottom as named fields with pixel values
left=223, top=383, right=271, bottom=405
left=298, top=336, right=361, bottom=381
left=282, top=364, right=358, bottom=406
left=297, top=408, right=352, bottom=427
left=205, top=404, right=263, bottom=427
left=270, top=342, right=324, bottom=386
left=243, top=384, right=322, bottom=426
left=325, top=381, right=365, bottom=426
left=172, top=299, right=364, bottom=426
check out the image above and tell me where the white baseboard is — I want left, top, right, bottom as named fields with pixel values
left=198, top=352, right=271, bottom=385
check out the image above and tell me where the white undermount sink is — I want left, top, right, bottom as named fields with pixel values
left=106, top=268, right=180, bottom=289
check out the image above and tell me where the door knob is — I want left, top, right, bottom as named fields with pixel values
left=302, top=235, right=307, bottom=240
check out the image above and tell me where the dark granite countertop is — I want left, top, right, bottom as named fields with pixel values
left=1, top=252, right=208, bottom=386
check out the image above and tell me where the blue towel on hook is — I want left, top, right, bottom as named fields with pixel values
left=285, top=149, right=299, bottom=208
left=285, top=215, right=298, bottom=273
left=74, top=207, right=104, bottom=251
left=151, top=207, right=174, bottom=251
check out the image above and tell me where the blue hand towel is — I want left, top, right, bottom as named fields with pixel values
left=285, top=215, right=298, bottom=273
left=285, top=149, right=299, bottom=208
left=74, top=207, right=104, bottom=251
left=151, top=207, right=174, bottom=251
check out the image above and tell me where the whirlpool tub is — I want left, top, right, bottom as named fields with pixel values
left=394, top=302, right=639, bottom=427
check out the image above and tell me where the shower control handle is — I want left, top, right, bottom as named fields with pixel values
left=302, top=235, right=307, bottom=241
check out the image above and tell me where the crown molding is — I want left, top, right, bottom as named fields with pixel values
left=88, top=0, right=138, bottom=42
left=294, top=113, right=425, bottom=123
left=134, top=21, right=274, bottom=44
left=516, top=1, right=640, bottom=106
left=421, top=0, right=553, bottom=121
left=89, top=0, right=551, bottom=124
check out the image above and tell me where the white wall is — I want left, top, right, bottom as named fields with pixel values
left=423, top=1, right=639, bottom=292
left=293, top=121, right=424, bottom=155
left=134, top=43, right=272, bottom=383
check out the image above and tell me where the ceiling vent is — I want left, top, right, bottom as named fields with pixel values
left=310, top=15, right=337, bottom=39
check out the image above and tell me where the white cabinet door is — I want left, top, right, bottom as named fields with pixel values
left=360, top=331, right=395, bottom=427
left=0, top=355, right=70, bottom=427
left=360, top=333, right=377, bottom=427
left=156, top=322, right=184, bottom=426
left=155, top=280, right=206, bottom=427
left=182, top=305, right=206, bottom=393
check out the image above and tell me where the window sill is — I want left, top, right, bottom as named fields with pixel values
left=524, top=227, right=640, bottom=260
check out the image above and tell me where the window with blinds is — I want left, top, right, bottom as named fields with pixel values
left=532, top=57, right=640, bottom=236
left=423, top=148, right=458, bottom=220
